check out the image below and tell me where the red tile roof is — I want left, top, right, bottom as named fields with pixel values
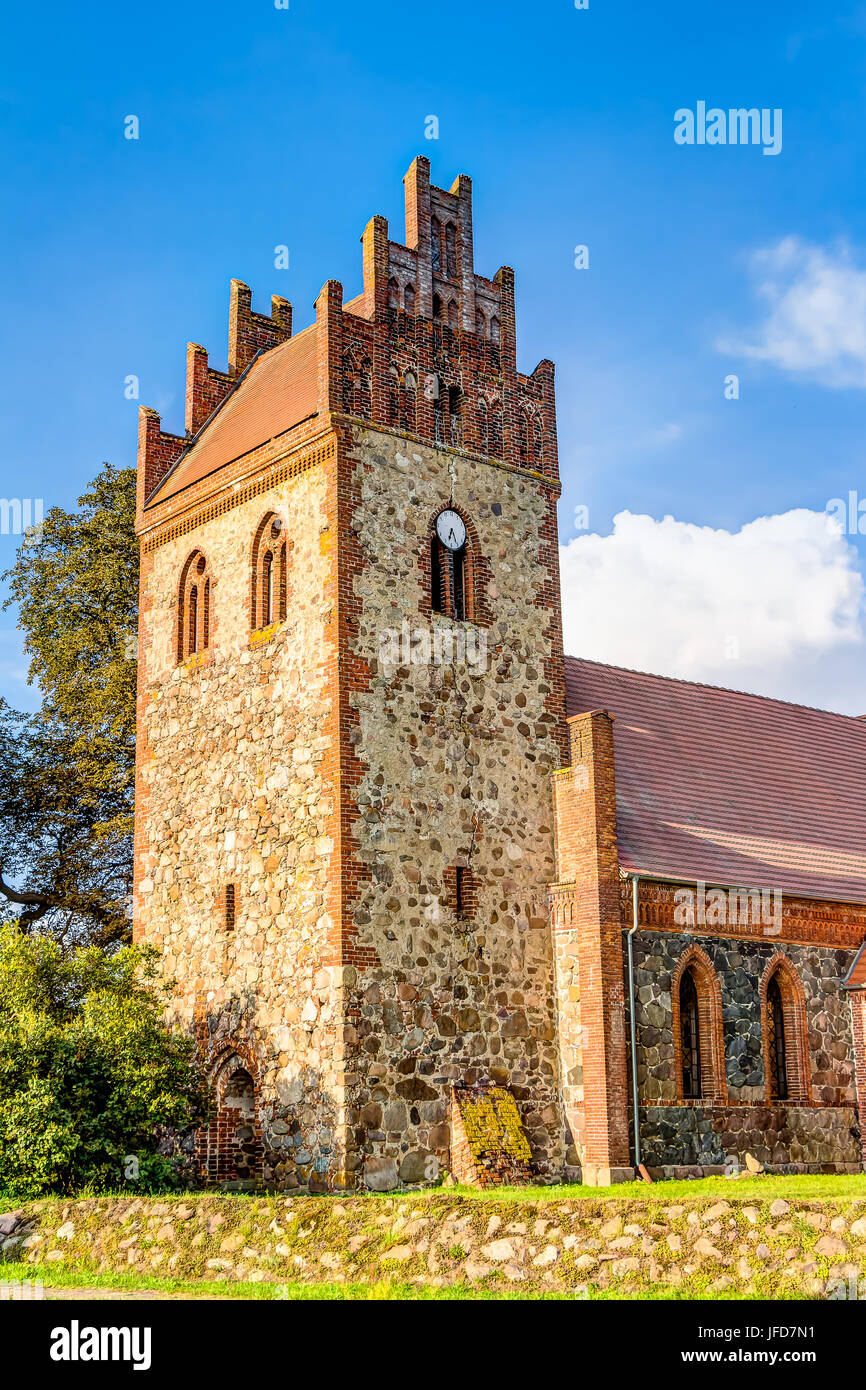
left=565, top=657, right=866, bottom=905
left=147, top=326, right=319, bottom=507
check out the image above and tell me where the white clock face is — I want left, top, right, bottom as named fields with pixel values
left=436, top=509, right=466, bottom=551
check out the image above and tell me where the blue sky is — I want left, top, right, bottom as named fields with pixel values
left=2, top=0, right=866, bottom=712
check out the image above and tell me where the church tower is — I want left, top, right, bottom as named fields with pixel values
left=134, top=157, right=567, bottom=1190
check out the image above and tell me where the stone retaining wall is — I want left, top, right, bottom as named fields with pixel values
left=5, top=1192, right=866, bottom=1296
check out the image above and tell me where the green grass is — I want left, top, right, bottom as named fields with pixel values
left=468, top=1174, right=866, bottom=1201
left=0, top=1260, right=810, bottom=1301
left=4, top=1175, right=865, bottom=1302
left=379, top=1174, right=866, bottom=1203
left=4, top=1172, right=865, bottom=1214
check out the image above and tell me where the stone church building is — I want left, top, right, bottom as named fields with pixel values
left=134, top=158, right=866, bottom=1188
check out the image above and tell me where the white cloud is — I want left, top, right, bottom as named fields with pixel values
left=720, top=237, right=866, bottom=387
left=642, top=421, right=683, bottom=448
left=0, top=627, right=37, bottom=710
left=560, top=509, right=865, bottom=710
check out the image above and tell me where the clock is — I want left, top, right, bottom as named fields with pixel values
left=436, top=509, right=466, bottom=551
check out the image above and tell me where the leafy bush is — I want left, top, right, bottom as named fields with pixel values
left=0, top=925, right=207, bottom=1196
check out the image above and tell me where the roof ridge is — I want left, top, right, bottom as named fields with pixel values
left=564, top=654, right=863, bottom=724
left=147, top=325, right=320, bottom=508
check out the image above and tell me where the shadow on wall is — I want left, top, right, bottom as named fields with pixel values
left=191, top=995, right=342, bottom=1193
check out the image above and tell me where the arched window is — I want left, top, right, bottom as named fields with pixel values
left=262, top=550, right=274, bottom=624
left=430, top=216, right=441, bottom=273
left=452, top=543, right=466, bottom=621
left=761, top=957, right=810, bottom=1102
left=489, top=400, right=503, bottom=457
left=767, top=975, right=787, bottom=1099
left=388, top=276, right=399, bottom=310
left=671, top=945, right=726, bottom=1103
left=224, top=1067, right=258, bottom=1180
left=199, top=1051, right=263, bottom=1188
left=188, top=584, right=198, bottom=654
left=447, top=299, right=458, bottom=332
left=402, top=370, right=417, bottom=432
left=430, top=510, right=471, bottom=622
left=432, top=293, right=443, bottom=322
left=177, top=550, right=212, bottom=662
left=475, top=303, right=486, bottom=339
left=445, top=222, right=457, bottom=278
left=404, top=283, right=416, bottom=315
left=680, top=967, right=702, bottom=1098
left=477, top=399, right=488, bottom=456
left=251, top=513, right=288, bottom=630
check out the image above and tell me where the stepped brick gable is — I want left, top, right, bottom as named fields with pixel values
left=134, top=157, right=866, bottom=1189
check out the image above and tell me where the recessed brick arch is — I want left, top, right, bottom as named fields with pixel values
left=386, top=361, right=418, bottom=432
left=175, top=547, right=215, bottom=664
left=487, top=395, right=503, bottom=456
left=420, top=502, right=491, bottom=627
left=198, top=1042, right=264, bottom=1188
left=671, top=944, right=727, bottom=1103
left=248, top=509, right=291, bottom=632
left=518, top=407, right=531, bottom=467
left=760, top=953, right=811, bottom=1103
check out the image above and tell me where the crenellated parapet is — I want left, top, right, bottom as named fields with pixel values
left=228, top=279, right=292, bottom=376
left=138, top=156, right=558, bottom=525
left=137, top=279, right=295, bottom=515
left=339, top=158, right=558, bottom=479
left=136, top=407, right=187, bottom=516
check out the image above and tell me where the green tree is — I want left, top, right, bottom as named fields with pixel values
left=0, top=924, right=207, bottom=1197
left=1, top=464, right=137, bottom=944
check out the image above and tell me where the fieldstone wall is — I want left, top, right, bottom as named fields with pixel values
left=137, top=418, right=567, bottom=1192
left=8, top=1192, right=866, bottom=1297
left=136, top=463, right=345, bottom=1190
left=343, top=424, right=564, bottom=1186
left=629, top=930, right=860, bottom=1171
left=636, top=1105, right=861, bottom=1172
